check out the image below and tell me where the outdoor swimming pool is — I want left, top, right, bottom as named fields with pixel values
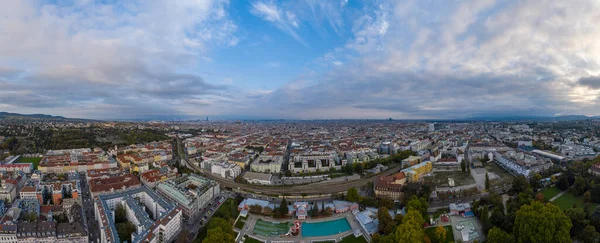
left=302, top=218, right=351, bottom=237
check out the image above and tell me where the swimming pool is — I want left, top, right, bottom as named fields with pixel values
left=302, top=218, right=351, bottom=237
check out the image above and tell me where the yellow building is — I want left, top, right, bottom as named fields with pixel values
left=402, top=161, right=432, bottom=182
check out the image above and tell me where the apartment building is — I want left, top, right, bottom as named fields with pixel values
left=156, top=174, right=219, bottom=219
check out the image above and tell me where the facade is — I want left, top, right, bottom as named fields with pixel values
left=39, top=148, right=117, bottom=174
left=89, top=174, right=142, bottom=197
left=250, top=155, right=284, bottom=173
left=449, top=203, right=471, bottom=216
left=242, top=172, right=273, bottom=185
left=0, top=164, right=33, bottom=174
left=401, top=156, right=422, bottom=168
left=156, top=174, right=219, bottom=220
left=94, top=186, right=182, bottom=243
left=208, top=161, right=242, bottom=179
left=374, top=171, right=407, bottom=200
left=401, top=161, right=432, bottom=182
left=289, top=151, right=342, bottom=174
left=140, top=166, right=178, bottom=188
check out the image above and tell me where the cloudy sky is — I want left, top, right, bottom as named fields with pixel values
left=1, top=0, right=599, bottom=120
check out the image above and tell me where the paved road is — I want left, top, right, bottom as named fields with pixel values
left=79, top=174, right=100, bottom=243
left=176, top=138, right=400, bottom=196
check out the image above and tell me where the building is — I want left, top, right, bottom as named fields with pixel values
left=589, top=162, right=600, bottom=176
left=39, top=148, right=117, bottom=174
left=288, top=149, right=342, bottom=174
left=140, top=166, right=178, bottom=188
left=156, top=174, right=219, bottom=220
left=207, top=161, right=242, bottom=179
left=449, top=203, right=471, bottom=216
left=401, top=156, right=422, bottom=168
left=250, top=155, right=284, bottom=173
left=0, top=163, right=33, bottom=174
left=243, top=172, right=273, bottom=185
left=94, top=186, right=182, bottom=243
left=89, top=174, right=142, bottom=197
left=429, top=123, right=435, bottom=132
left=374, top=171, right=407, bottom=200
left=401, top=161, right=432, bottom=182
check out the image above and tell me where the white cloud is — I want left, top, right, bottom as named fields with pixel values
left=250, top=1, right=308, bottom=47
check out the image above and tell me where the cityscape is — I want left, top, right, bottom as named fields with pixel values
left=0, top=118, right=599, bottom=243
left=1, top=0, right=600, bottom=243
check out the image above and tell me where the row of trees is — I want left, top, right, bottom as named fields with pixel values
left=372, top=196, right=429, bottom=243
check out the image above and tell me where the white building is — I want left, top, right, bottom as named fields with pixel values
left=210, top=162, right=242, bottom=179
left=156, top=174, right=219, bottom=220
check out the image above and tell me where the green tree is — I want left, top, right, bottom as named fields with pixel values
left=116, top=222, right=136, bottom=242
left=556, top=176, right=570, bottom=191
left=584, top=191, right=591, bottom=203
left=461, top=160, right=466, bottom=173
left=207, top=217, right=234, bottom=235
left=115, top=204, right=127, bottom=223
left=434, top=225, right=447, bottom=243
left=487, top=227, right=514, bottom=243
left=377, top=206, right=395, bottom=235
left=581, top=225, right=600, bottom=243
left=565, top=207, right=589, bottom=237
left=573, top=177, right=589, bottom=196
left=278, top=198, right=288, bottom=216
left=485, top=172, right=490, bottom=190
left=346, top=188, right=360, bottom=202
left=406, top=196, right=429, bottom=219
left=513, top=201, right=572, bottom=243
left=395, top=209, right=425, bottom=243
left=512, top=175, right=530, bottom=193
left=489, top=207, right=505, bottom=230
left=202, top=227, right=235, bottom=243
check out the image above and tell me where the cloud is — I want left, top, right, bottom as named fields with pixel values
left=578, top=76, right=600, bottom=90
left=0, top=0, right=237, bottom=119
left=250, top=1, right=308, bottom=47
left=247, top=0, right=600, bottom=119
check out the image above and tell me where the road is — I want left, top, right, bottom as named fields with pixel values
left=79, top=174, right=100, bottom=243
left=175, top=138, right=402, bottom=196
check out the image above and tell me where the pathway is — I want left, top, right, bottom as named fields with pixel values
left=549, top=190, right=566, bottom=202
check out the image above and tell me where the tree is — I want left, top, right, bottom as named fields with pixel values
left=278, top=198, right=288, bottom=217
left=406, top=196, right=429, bottom=219
left=565, top=207, right=589, bottom=237
left=380, top=198, right=394, bottom=209
left=490, top=207, right=506, bottom=230
left=346, top=188, right=360, bottom=202
left=377, top=206, right=395, bottom=235
left=207, top=217, right=234, bottom=235
left=530, top=173, right=542, bottom=189
left=354, top=163, right=364, bottom=174
left=203, top=227, right=235, bottom=243
left=584, top=191, right=591, bottom=203
left=556, top=176, right=570, bottom=191
left=487, top=227, right=514, bottom=243
left=480, top=206, right=492, bottom=234
left=115, top=204, right=127, bottom=223
left=461, top=160, right=466, bottom=173
left=394, top=209, right=425, bottom=243
left=535, top=192, right=545, bottom=202
left=581, top=225, right=600, bottom=243
left=513, top=201, right=572, bottom=243
left=573, top=177, right=589, bottom=196
left=512, top=176, right=530, bottom=193
left=116, top=222, right=136, bottom=242
left=591, top=185, right=600, bottom=203
left=485, top=172, right=490, bottom=190
left=249, top=204, right=263, bottom=214
left=434, top=225, right=447, bottom=243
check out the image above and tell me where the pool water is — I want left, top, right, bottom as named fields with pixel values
left=302, top=218, right=351, bottom=237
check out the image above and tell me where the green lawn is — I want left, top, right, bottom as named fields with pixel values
left=552, top=192, right=598, bottom=213
left=17, top=157, right=42, bottom=170
left=244, top=237, right=264, bottom=243
left=541, top=187, right=563, bottom=201
left=340, top=235, right=368, bottom=243
left=425, top=226, right=454, bottom=243
left=426, top=171, right=475, bottom=187
left=235, top=216, right=247, bottom=229
left=214, top=198, right=239, bottom=220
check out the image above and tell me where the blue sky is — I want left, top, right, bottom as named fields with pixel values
left=1, top=0, right=600, bottom=120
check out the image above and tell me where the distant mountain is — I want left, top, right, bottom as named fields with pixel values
left=0, top=112, right=94, bottom=121
left=0, top=112, right=65, bottom=119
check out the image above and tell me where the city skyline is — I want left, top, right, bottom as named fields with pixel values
left=1, top=0, right=600, bottom=120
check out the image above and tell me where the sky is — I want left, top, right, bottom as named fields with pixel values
left=0, top=0, right=600, bottom=120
